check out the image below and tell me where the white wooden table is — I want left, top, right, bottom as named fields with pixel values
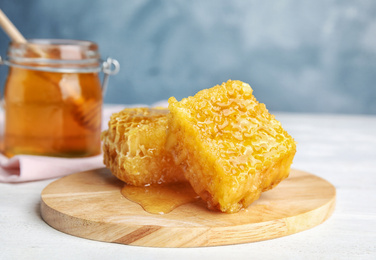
left=1, top=107, right=375, bottom=260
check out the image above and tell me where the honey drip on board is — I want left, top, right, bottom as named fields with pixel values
left=121, top=182, right=200, bottom=214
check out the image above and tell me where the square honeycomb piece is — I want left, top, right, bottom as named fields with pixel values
left=167, top=80, right=296, bottom=213
left=101, top=107, right=185, bottom=186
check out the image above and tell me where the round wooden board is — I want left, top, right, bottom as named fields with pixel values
left=40, top=168, right=336, bottom=248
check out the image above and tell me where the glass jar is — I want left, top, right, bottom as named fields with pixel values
left=0, top=39, right=119, bottom=158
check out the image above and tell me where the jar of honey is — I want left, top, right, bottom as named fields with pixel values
left=0, top=39, right=119, bottom=158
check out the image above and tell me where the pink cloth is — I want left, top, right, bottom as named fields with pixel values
left=0, top=153, right=104, bottom=183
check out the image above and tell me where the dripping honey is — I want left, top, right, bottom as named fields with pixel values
left=121, top=182, right=200, bottom=214
left=3, top=40, right=102, bottom=157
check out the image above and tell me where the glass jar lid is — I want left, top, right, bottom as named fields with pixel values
left=3, top=39, right=104, bottom=73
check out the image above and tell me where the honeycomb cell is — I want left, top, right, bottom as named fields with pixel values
left=101, top=107, right=186, bottom=186
left=167, top=80, right=296, bottom=213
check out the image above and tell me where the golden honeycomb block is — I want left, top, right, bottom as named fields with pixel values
left=101, top=107, right=186, bottom=186
left=167, top=80, right=296, bottom=213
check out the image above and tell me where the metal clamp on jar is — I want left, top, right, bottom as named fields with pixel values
left=0, top=39, right=119, bottom=158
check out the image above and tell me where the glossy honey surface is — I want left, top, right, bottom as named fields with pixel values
left=121, top=182, right=199, bottom=214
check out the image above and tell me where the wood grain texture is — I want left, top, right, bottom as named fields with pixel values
left=40, top=168, right=336, bottom=247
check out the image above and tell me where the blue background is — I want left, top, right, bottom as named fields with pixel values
left=1, top=0, right=375, bottom=114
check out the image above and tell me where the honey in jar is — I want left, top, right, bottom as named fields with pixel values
left=2, top=39, right=118, bottom=158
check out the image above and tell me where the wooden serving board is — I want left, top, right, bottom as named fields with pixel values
left=40, top=168, right=335, bottom=247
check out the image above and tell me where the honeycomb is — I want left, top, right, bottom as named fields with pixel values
left=101, top=107, right=186, bottom=186
left=167, top=80, right=296, bottom=213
